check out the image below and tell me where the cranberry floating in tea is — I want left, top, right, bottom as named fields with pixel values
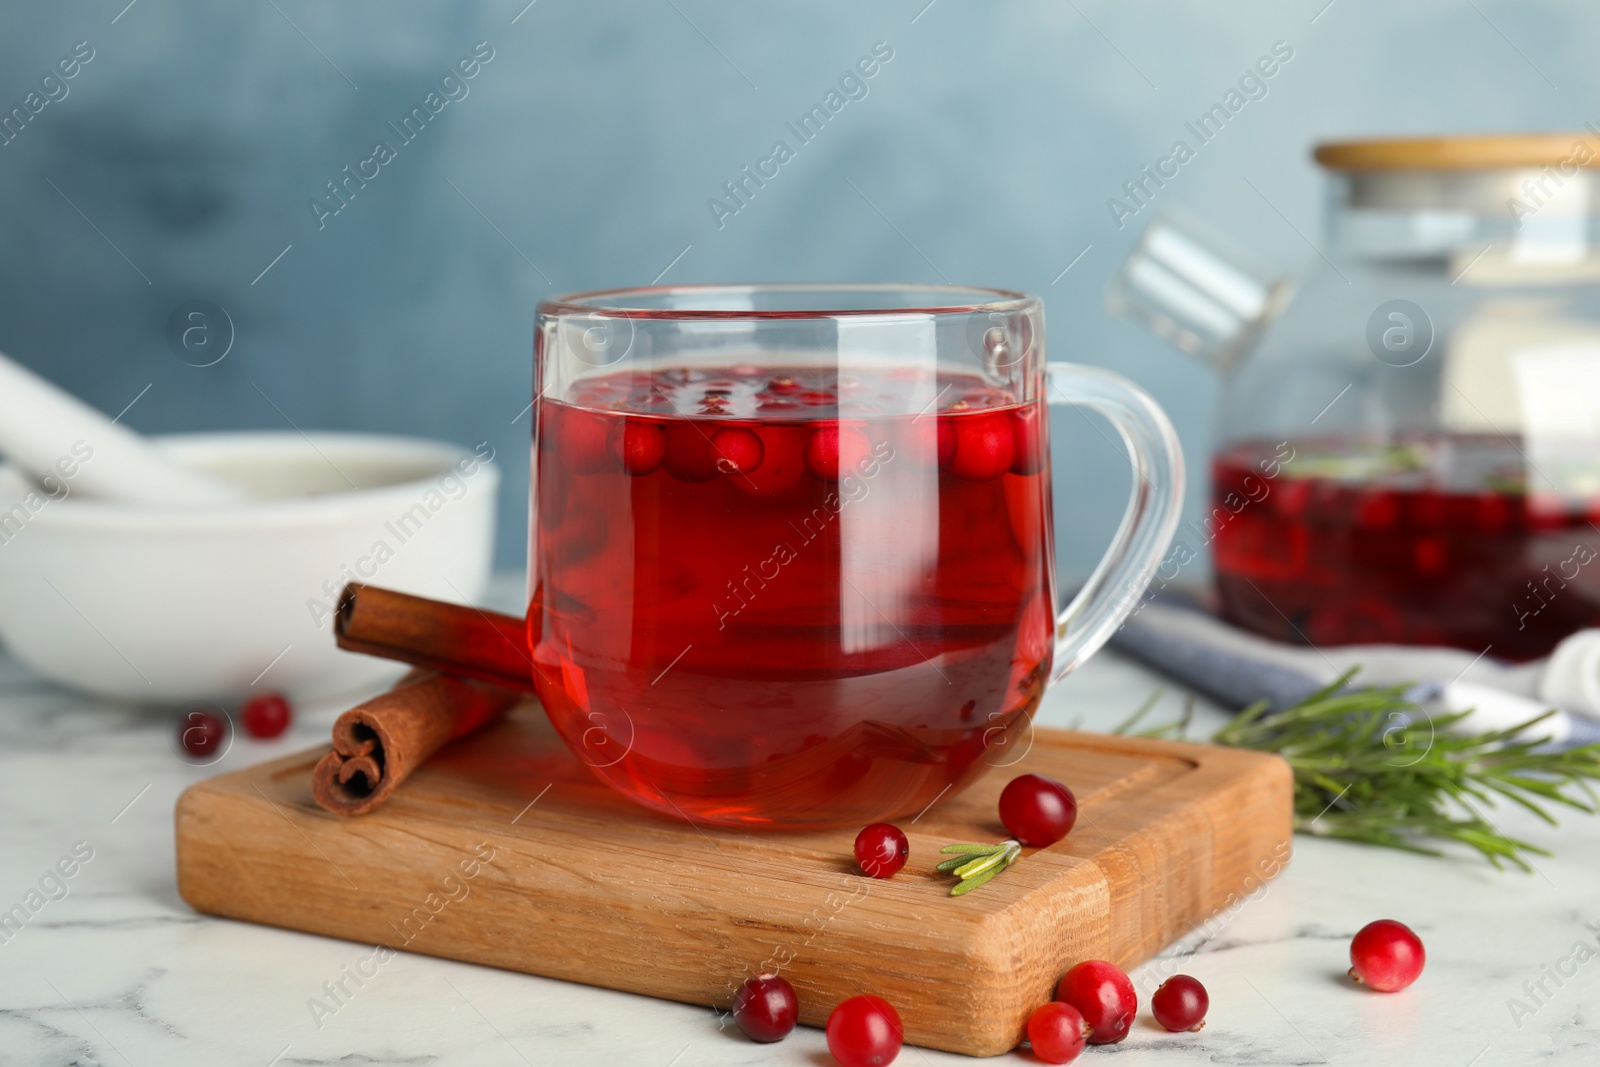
left=528, top=285, right=1183, bottom=827
left=1111, top=133, right=1600, bottom=660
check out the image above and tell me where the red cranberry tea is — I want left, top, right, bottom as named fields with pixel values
left=528, top=365, right=1055, bottom=827
left=1213, top=434, right=1600, bottom=659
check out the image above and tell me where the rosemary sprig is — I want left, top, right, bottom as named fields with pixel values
left=1110, top=686, right=1166, bottom=735
left=1150, top=671, right=1600, bottom=872
left=937, top=840, right=1021, bottom=895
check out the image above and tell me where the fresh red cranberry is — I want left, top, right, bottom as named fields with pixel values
left=662, top=422, right=720, bottom=482
left=1027, top=1001, right=1090, bottom=1063
left=732, top=426, right=807, bottom=495
left=936, top=418, right=957, bottom=468
left=1055, top=960, right=1136, bottom=1044
left=949, top=412, right=1015, bottom=480
left=826, top=995, right=903, bottom=1067
left=1395, top=488, right=1440, bottom=528
left=1273, top=478, right=1311, bottom=519
left=1151, top=974, right=1208, bottom=1031
left=998, top=774, right=1077, bottom=846
left=178, top=708, right=229, bottom=759
left=732, top=974, right=799, bottom=1043
left=1473, top=491, right=1511, bottom=533
left=609, top=419, right=666, bottom=475
left=559, top=408, right=615, bottom=474
left=1349, top=919, right=1425, bottom=992
left=1356, top=489, right=1400, bottom=531
left=240, top=692, right=292, bottom=739
left=710, top=427, right=765, bottom=475
left=854, top=823, right=909, bottom=879
left=1009, top=407, right=1046, bottom=475
left=805, top=423, right=872, bottom=482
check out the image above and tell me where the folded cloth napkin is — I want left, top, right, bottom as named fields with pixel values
left=1109, top=595, right=1600, bottom=748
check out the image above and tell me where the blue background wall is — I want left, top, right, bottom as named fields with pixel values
left=1, top=0, right=1592, bottom=579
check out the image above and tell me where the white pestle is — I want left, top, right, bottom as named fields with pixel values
left=0, top=349, right=244, bottom=505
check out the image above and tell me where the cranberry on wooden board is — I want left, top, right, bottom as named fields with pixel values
left=1349, top=919, right=1425, bottom=992
left=1055, top=960, right=1137, bottom=1044
left=854, top=823, right=909, bottom=879
left=998, top=774, right=1078, bottom=846
left=732, top=974, right=798, bottom=1043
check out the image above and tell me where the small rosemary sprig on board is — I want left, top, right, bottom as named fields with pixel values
left=1124, top=672, right=1600, bottom=871
left=937, top=840, right=1022, bottom=895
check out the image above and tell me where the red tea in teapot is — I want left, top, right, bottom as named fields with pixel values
left=1212, top=434, right=1600, bottom=660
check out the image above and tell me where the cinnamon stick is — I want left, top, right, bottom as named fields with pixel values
left=311, top=670, right=521, bottom=816
left=335, top=583, right=536, bottom=692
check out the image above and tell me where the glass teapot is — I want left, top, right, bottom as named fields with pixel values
left=1112, top=133, right=1600, bottom=660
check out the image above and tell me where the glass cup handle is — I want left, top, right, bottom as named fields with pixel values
left=1044, top=362, right=1186, bottom=683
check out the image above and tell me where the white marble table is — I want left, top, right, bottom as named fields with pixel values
left=2, top=583, right=1598, bottom=1066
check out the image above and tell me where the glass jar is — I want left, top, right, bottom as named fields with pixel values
left=1115, top=134, right=1600, bottom=660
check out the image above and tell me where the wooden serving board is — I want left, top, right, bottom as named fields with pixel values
left=176, top=704, right=1292, bottom=1057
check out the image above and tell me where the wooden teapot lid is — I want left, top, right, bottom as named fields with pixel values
left=1314, top=133, right=1600, bottom=171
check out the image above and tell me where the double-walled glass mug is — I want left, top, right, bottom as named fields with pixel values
left=529, top=284, right=1183, bottom=828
